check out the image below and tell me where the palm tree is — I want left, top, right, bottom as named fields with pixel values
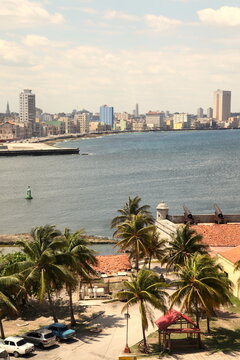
left=111, top=196, right=154, bottom=231
left=162, top=224, right=209, bottom=271
left=144, top=228, right=166, bottom=269
left=60, top=228, right=98, bottom=325
left=170, top=254, right=232, bottom=328
left=12, top=225, right=75, bottom=323
left=115, top=214, right=155, bottom=270
left=0, top=274, right=21, bottom=338
left=116, top=268, right=168, bottom=353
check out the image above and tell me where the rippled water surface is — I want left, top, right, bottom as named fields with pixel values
left=1, top=130, right=240, bottom=240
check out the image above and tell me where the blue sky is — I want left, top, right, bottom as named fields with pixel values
left=1, top=0, right=240, bottom=114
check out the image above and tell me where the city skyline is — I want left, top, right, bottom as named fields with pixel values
left=1, top=0, right=240, bottom=113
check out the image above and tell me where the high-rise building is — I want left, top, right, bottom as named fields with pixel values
left=197, top=107, right=204, bottom=119
left=207, top=107, right=213, bottom=118
left=213, top=89, right=231, bottom=122
left=6, top=101, right=10, bottom=116
left=19, top=89, right=36, bottom=123
left=135, top=103, right=139, bottom=117
left=100, top=105, right=114, bottom=128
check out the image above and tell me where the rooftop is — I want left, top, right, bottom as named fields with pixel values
left=217, top=245, right=240, bottom=264
left=94, top=254, right=131, bottom=275
left=192, top=224, right=240, bottom=247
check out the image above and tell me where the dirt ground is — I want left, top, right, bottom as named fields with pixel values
left=2, top=289, right=101, bottom=338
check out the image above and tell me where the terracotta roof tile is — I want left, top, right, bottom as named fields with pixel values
left=192, top=224, right=240, bottom=247
left=217, top=245, right=240, bottom=264
left=94, top=254, right=131, bottom=275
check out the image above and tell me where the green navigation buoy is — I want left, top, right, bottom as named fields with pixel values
left=25, top=186, right=33, bottom=200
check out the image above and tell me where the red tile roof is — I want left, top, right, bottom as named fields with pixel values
left=217, top=245, right=240, bottom=264
left=94, top=254, right=131, bottom=275
left=155, top=309, right=198, bottom=330
left=192, top=224, right=240, bottom=247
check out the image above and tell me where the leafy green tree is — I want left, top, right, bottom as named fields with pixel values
left=11, top=225, right=75, bottom=322
left=111, top=196, right=154, bottom=231
left=0, top=274, right=21, bottom=338
left=116, top=268, right=168, bottom=353
left=170, top=254, right=232, bottom=328
left=162, top=224, right=209, bottom=271
left=115, top=214, right=155, bottom=270
left=144, top=228, right=166, bottom=269
left=60, top=228, right=97, bottom=325
left=0, top=252, right=26, bottom=275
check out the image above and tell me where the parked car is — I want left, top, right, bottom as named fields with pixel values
left=46, top=323, right=76, bottom=341
left=22, top=329, right=56, bottom=348
left=0, top=336, right=34, bottom=357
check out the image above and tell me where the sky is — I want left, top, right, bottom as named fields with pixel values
left=1, top=0, right=240, bottom=114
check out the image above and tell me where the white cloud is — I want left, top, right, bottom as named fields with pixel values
left=0, top=0, right=64, bottom=28
left=144, top=14, right=182, bottom=32
left=198, top=6, right=240, bottom=27
left=104, top=10, right=139, bottom=22
left=22, top=34, right=67, bottom=48
left=0, top=39, right=35, bottom=64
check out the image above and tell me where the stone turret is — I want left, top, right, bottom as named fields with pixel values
left=156, top=202, right=169, bottom=221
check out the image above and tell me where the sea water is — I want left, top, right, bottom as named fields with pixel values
left=1, top=130, right=240, bottom=254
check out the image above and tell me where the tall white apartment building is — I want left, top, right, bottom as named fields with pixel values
left=19, top=89, right=36, bottom=123
left=74, top=113, right=90, bottom=133
left=213, top=89, right=231, bottom=122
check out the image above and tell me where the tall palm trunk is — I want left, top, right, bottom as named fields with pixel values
left=68, top=285, right=76, bottom=326
left=207, top=316, right=211, bottom=333
left=0, top=318, right=5, bottom=339
left=148, top=255, right=152, bottom=270
left=140, top=300, right=148, bottom=353
left=47, top=290, right=58, bottom=323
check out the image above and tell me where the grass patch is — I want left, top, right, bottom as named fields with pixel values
left=204, top=327, right=240, bottom=354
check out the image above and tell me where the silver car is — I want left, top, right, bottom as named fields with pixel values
left=23, top=329, right=56, bottom=348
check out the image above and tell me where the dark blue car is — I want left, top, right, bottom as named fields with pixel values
left=46, top=323, right=76, bottom=341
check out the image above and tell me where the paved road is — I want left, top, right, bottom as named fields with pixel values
left=33, top=300, right=160, bottom=360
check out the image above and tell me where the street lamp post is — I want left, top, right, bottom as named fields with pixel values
left=124, top=303, right=131, bottom=353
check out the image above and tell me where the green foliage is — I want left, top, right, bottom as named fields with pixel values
left=0, top=252, right=26, bottom=275
left=171, top=253, right=233, bottom=326
left=162, top=224, right=209, bottom=271
left=111, top=196, right=154, bottom=231
left=116, top=268, right=169, bottom=353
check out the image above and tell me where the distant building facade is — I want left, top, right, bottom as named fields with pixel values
left=100, top=105, right=114, bottom=128
left=173, top=113, right=190, bottom=129
left=145, top=111, right=165, bottom=129
left=213, top=89, right=231, bottom=122
left=197, top=107, right=203, bottom=119
left=19, top=89, right=36, bottom=123
left=207, top=107, right=213, bottom=118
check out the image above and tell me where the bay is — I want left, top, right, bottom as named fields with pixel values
left=1, top=130, right=240, bottom=248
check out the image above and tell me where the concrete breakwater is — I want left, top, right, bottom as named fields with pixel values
left=0, top=142, right=79, bottom=156
left=0, top=233, right=116, bottom=246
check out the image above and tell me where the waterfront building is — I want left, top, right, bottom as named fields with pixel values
left=146, top=111, right=165, bottom=129
left=173, top=113, right=190, bottom=129
left=213, top=89, right=231, bottom=122
left=207, top=107, right=213, bottom=118
left=19, top=89, right=36, bottom=123
left=74, top=113, right=90, bottom=134
left=132, top=119, right=147, bottom=131
left=197, top=107, right=203, bottom=119
left=100, top=105, right=114, bottom=128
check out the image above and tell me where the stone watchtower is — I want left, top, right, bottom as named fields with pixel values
left=156, top=202, right=169, bottom=221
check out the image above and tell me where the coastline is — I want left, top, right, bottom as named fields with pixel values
left=0, top=233, right=116, bottom=246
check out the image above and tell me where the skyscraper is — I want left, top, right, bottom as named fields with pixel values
left=207, top=107, right=213, bottom=118
left=135, top=103, right=139, bottom=118
left=100, top=105, right=114, bottom=128
left=213, top=89, right=231, bottom=122
left=6, top=101, right=10, bottom=116
left=197, top=107, right=203, bottom=118
left=19, top=89, right=36, bottom=123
